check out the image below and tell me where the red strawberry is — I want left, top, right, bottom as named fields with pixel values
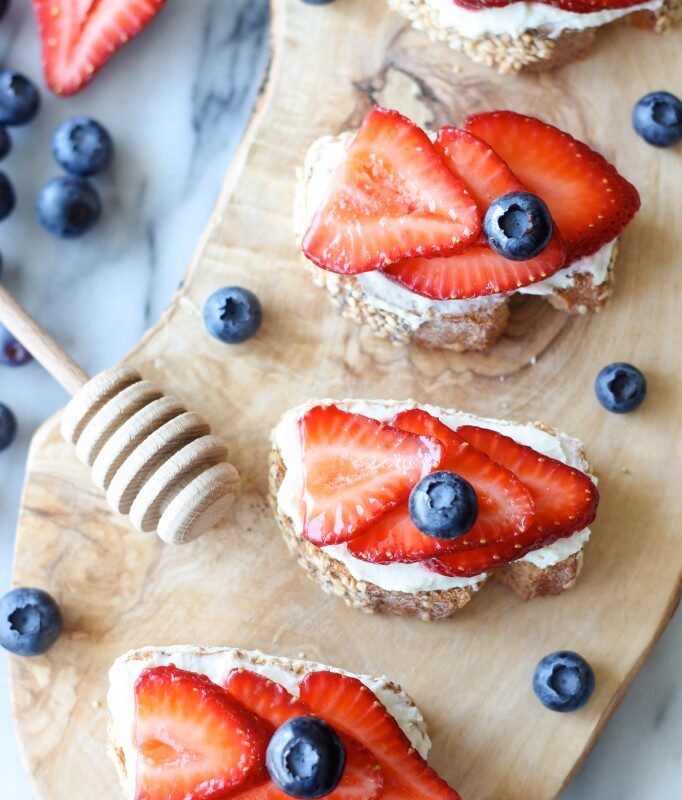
left=465, top=111, right=640, bottom=262
left=299, top=405, right=443, bottom=546
left=382, top=127, right=566, bottom=299
left=300, top=671, right=462, bottom=800
left=428, top=425, right=599, bottom=578
left=134, top=665, right=269, bottom=800
left=347, top=409, right=534, bottom=563
left=32, top=1, right=168, bottom=97
left=303, top=107, right=480, bottom=274
left=225, top=670, right=384, bottom=800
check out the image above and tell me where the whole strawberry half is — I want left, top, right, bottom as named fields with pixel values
left=303, top=107, right=480, bottom=274
left=32, top=0, right=168, bottom=96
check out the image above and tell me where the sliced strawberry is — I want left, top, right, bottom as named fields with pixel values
left=134, top=665, right=269, bottom=800
left=300, top=671, right=462, bottom=800
left=299, top=405, right=443, bottom=546
left=347, top=409, right=534, bottom=563
left=226, top=670, right=384, bottom=800
left=465, top=111, right=640, bottom=262
left=428, top=425, right=599, bottom=577
left=32, top=0, right=168, bottom=96
left=303, top=107, right=480, bottom=274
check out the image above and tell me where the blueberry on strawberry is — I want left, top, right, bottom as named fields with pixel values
left=0, top=587, right=63, bottom=656
left=267, top=716, right=346, bottom=799
left=203, top=286, right=262, bottom=344
left=632, top=91, right=682, bottom=148
left=0, top=71, right=40, bottom=126
left=0, top=324, right=31, bottom=366
left=483, top=191, right=552, bottom=261
left=595, top=362, right=647, bottom=413
left=0, top=401, right=17, bottom=451
left=533, top=651, right=595, bottom=712
left=409, top=470, right=478, bottom=540
left=37, top=175, right=101, bottom=237
left=53, top=117, right=114, bottom=176
left=0, top=170, right=15, bottom=220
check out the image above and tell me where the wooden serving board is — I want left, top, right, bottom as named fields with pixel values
left=10, top=2, right=682, bottom=798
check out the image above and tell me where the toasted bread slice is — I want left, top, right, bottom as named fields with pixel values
left=270, top=400, right=592, bottom=621
left=388, top=0, right=680, bottom=75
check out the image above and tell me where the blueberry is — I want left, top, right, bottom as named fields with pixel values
left=37, top=176, right=101, bottom=237
left=301, top=0, right=335, bottom=4
left=533, top=651, right=595, bottom=712
left=266, top=716, right=345, bottom=798
left=483, top=191, right=552, bottom=261
left=0, top=170, right=15, bottom=220
left=0, top=587, right=63, bottom=656
left=203, top=286, right=262, bottom=344
left=409, top=470, right=478, bottom=540
left=53, top=117, right=114, bottom=177
left=0, top=323, right=31, bottom=366
left=0, top=126, right=10, bottom=160
left=632, top=91, right=682, bottom=148
left=0, top=401, right=16, bottom=451
left=0, top=0, right=9, bottom=21
left=595, top=362, right=646, bottom=414
left=0, top=71, right=40, bottom=126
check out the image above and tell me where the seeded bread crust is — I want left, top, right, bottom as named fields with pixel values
left=388, top=0, right=680, bottom=74
left=269, top=413, right=588, bottom=621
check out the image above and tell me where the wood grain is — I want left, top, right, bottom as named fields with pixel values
left=10, top=2, right=682, bottom=799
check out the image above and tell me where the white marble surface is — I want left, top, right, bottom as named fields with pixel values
left=0, top=1, right=678, bottom=798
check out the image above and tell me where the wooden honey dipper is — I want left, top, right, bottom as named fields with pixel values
left=0, top=283, right=240, bottom=545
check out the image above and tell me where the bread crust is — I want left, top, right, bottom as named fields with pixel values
left=388, top=0, right=679, bottom=74
left=269, top=421, right=589, bottom=620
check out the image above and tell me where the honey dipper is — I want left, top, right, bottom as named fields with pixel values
left=0, top=283, right=240, bottom=544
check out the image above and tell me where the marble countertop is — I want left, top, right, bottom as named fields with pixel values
left=0, top=2, right=678, bottom=798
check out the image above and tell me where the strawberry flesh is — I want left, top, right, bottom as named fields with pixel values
left=303, top=107, right=480, bottom=274
left=299, top=405, right=444, bottom=546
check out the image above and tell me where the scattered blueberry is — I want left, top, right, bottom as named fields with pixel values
left=0, top=587, right=63, bottom=656
left=0, top=71, right=40, bottom=126
left=533, top=651, right=595, bottom=712
left=632, top=91, right=682, bottom=148
left=0, top=1, right=9, bottom=22
left=53, top=117, right=114, bottom=177
left=483, top=191, right=552, bottom=261
left=409, top=470, right=478, bottom=540
left=301, top=0, right=335, bottom=4
left=595, top=362, right=647, bottom=414
left=37, top=176, right=101, bottom=237
left=0, top=126, right=10, bottom=160
left=0, top=401, right=17, bottom=451
left=0, top=323, right=31, bottom=366
left=0, top=170, right=15, bottom=220
left=203, top=286, right=262, bottom=344
left=266, top=716, right=345, bottom=799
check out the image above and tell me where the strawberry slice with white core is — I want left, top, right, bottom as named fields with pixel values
left=383, top=127, right=566, bottom=299
left=465, top=111, right=640, bottom=262
left=32, top=0, right=168, bottom=96
left=299, top=405, right=444, bottom=546
left=427, top=425, right=599, bottom=577
left=299, top=671, right=462, bottom=800
left=303, top=107, right=480, bottom=274
left=347, top=409, right=534, bottom=563
left=134, top=665, right=270, bottom=800
left=225, top=670, right=384, bottom=800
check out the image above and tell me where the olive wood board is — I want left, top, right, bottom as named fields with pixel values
left=9, top=1, right=682, bottom=799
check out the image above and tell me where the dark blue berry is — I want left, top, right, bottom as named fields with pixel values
left=0, top=170, right=15, bottom=220
left=0, top=126, right=10, bottom=160
left=0, top=71, right=40, bottom=126
left=266, top=716, right=345, bottom=799
left=53, top=117, right=114, bottom=177
left=37, top=176, right=101, bottom=237
left=632, top=91, right=682, bottom=148
left=203, top=286, right=262, bottom=344
left=301, top=0, right=335, bottom=4
left=408, top=470, right=478, bottom=540
left=533, top=651, right=595, bottom=712
left=483, top=191, right=552, bottom=261
left=595, top=362, right=646, bottom=414
left=0, top=323, right=31, bottom=366
left=0, top=0, right=9, bottom=21
left=0, top=587, right=63, bottom=656
left=0, top=401, right=16, bottom=451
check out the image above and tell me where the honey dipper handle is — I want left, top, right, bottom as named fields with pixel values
left=0, top=283, right=89, bottom=395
